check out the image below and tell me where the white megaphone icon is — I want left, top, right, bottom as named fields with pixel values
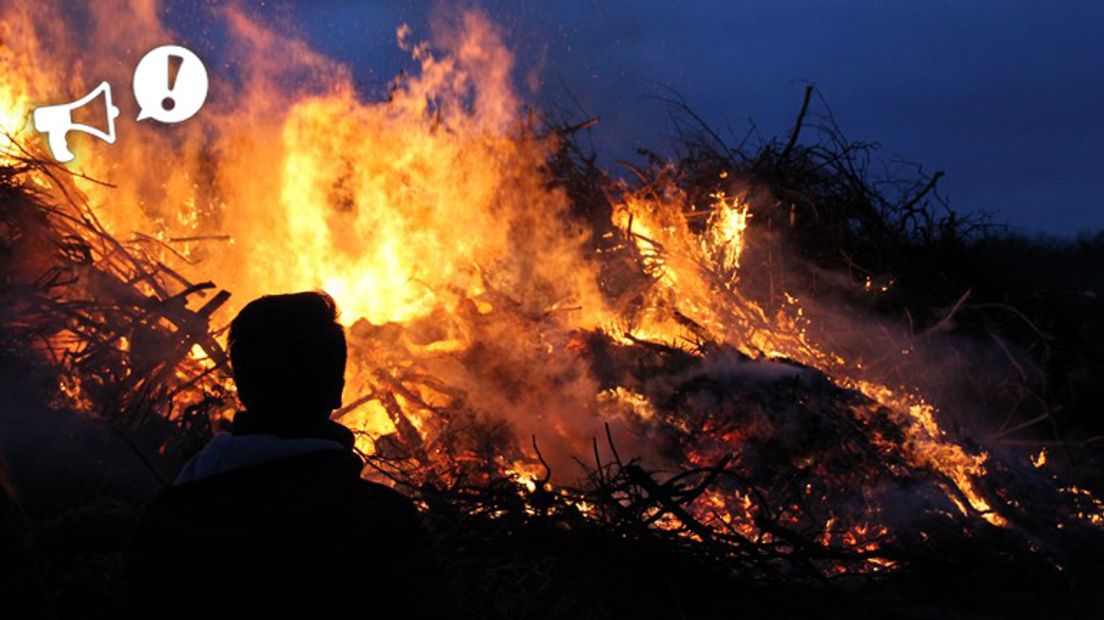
left=32, top=81, right=121, bottom=163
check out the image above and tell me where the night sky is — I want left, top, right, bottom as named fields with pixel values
left=216, top=1, right=1104, bottom=236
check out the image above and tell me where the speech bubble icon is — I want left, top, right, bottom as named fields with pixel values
left=133, top=45, right=208, bottom=123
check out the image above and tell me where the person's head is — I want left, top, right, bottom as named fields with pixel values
left=229, top=291, right=346, bottom=422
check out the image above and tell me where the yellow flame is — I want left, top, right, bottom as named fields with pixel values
left=1031, top=447, right=1047, bottom=468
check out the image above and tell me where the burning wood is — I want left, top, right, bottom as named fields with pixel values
left=1, top=4, right=1103, bottom=616
left=0, top=148, right=234, bottom=462
left=3, top=132, right=1103, bottom=588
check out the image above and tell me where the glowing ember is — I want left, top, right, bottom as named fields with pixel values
left=1032, top=447, right=1048, bottom=468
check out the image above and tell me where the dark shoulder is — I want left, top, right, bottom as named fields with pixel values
left=346, top=475, right=422, bottom=522
left=149, top=450, right=418, bottom=522
left=162, top=448, right=361, bottom=498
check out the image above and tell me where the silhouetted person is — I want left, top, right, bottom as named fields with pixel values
left=129, top=292, right=449, bottom=618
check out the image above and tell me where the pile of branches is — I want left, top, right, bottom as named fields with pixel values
left=554, top=86, right=1104, bottom=458
left=4, top=87, right=1104, bottom=617
left=0, top=144, right=232, bottom=473
left=355, top=322, right=1104, bottom=618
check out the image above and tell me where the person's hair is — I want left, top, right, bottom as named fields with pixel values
left=228, top=291, right=346, bottom=418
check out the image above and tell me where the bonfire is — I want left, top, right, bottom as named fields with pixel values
left=2, top=3, right=1103, bottom=617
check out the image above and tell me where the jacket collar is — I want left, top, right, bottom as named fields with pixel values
left=230, top=409, right=356, bottom=448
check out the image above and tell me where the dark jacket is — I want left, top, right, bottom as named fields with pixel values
left=128, top=432, right=449, bottom=619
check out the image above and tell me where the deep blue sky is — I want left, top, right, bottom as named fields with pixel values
left=205, top=1, right=1104, bottom=235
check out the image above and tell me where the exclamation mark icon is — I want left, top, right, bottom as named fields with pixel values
left=161, top=53, right=184, bottom=112
left=133, top=44, right=209, bottom=123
